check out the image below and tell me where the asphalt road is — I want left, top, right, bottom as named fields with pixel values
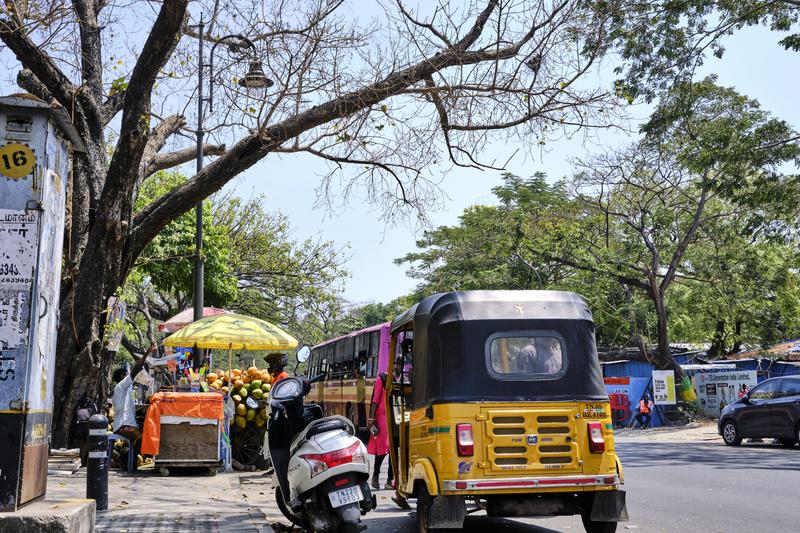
left=358, top=438, right=800, bottom=533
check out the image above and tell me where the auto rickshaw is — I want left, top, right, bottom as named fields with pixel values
left=386, top=290, right=627, bottom=533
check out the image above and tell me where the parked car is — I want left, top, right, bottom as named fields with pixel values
left=718, top=376, right=800, bottom=447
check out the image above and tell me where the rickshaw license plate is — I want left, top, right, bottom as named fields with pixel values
left=329, top=486, right=363, bottom=508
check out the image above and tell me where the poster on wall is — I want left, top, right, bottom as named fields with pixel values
left=694, top=370, right=758, bottom=417
left=652, top=370, right=676, bottom=405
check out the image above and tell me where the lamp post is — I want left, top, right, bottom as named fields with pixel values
left=194, top=18, right=273, bottom=335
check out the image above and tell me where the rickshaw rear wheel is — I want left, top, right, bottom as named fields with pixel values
left=416, top=485, right=456, bottom=532
left=581, top=513, right=617, bottom=533
left=416, top=485, right=433, bottom=532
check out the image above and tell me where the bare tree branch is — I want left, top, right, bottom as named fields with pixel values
left=146, top=144, right=226, bottom=177
left=0, top=16, right=77, bottom=108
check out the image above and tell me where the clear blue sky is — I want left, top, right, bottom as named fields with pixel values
left=226, top=24, right=800, bottom=306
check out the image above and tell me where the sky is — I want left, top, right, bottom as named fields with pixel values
left=222, top=22, right=800, bottom=307
left=3, top=5, right=794, bottom=308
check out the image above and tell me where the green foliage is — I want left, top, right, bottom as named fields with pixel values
left=396, top=80, right=800, bottom=355
left=612, top=1, right=800, bottom=101
left=641, top=77, right=800, bottom=197
left=213, top=193, right=348, bottom=339
left=134, top=171, right=238, bottom=307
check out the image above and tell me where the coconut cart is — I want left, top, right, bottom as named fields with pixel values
left=157, top=313, right=298, bottom=473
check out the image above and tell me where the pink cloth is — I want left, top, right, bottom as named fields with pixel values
left=367, top=376, right=389, bottom=456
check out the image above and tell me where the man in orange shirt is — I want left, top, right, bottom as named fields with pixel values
left=636, top=394, right=654, bottom=429
left=267, top=353, right=290, bottom=383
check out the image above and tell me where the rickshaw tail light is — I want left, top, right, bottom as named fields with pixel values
left=456, top=423, right=474, bottom=456
left=588, top=422, right=605, bottom=453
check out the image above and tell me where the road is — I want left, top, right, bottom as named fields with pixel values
left=354, top=438, right=800, bottom=533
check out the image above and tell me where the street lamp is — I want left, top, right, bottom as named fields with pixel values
left=194, top=18, right=273, bottom=339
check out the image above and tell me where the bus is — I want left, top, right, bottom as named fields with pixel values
left=306, top=322, right=391, bottom=440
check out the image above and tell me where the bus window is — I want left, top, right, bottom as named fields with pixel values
left=308, top=349, right=318, bottom=377
left=369, top=331, right=381, bottom=377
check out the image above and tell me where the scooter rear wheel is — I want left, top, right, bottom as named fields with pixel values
left=275, top=487, right=311, bottom=531
left=340, top=522, right=361, bottom=533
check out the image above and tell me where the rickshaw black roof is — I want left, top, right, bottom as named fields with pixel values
left=391, top=290, right=593, bottom=331
left=391, top=291, right=607, bottom=405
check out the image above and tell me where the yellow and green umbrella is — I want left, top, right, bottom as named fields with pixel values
left=162, top=313, right=298, bottom=351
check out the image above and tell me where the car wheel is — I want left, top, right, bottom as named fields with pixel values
left=777, top=438, right=797, bottom=448
left=721, top=420, right=742, bottom=446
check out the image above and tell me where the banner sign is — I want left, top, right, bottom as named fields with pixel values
left=694, top=370, right=758, bottom=417
left=652, top=370, right=676, bottom=405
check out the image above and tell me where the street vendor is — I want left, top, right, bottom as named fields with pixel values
left=112, top=342, right=156, bottom=468
left=266, top=352, right=290, bottom=383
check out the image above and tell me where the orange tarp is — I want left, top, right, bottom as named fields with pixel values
left=141, top=392, right=224, bottom=456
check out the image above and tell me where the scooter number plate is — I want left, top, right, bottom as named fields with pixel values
left=328, top=486, right=363, bottom=508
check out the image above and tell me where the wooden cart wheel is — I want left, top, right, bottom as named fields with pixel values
left=231, top=424, right=264, bottom=467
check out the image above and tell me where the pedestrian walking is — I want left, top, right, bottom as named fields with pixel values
left=368, top=373, right=394, bottom=490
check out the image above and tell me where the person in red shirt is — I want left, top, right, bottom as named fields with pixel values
left=267, top=353, right=290, bottom=383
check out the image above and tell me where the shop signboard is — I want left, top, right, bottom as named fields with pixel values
left=652, top=370, right=676, bottom=405
left=694, top=370, right=758, bottom=417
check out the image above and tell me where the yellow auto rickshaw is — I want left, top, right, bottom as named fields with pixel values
left=386, top=290, right=627, bottom=533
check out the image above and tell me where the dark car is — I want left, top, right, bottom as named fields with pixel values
left=718, top=376, right=800, bottom=447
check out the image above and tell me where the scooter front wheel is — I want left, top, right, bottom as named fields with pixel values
left=275, top=487, right=311, bottom=531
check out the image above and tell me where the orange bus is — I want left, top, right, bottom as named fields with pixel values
left=306, top=322, right=391, bottom=440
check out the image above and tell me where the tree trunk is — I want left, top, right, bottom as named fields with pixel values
left=727, top=319, right=743, bottom=355
left=706, top=319, right=726, bottom=359
left=51, top=161, right=134, bottom=448
left=650, top=287, right=685, bottom=380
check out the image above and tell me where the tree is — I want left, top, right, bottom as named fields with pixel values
left=671, top=209, right=800, bottom=357
left=396, top=173, right=638, bottom=347
left=118, top=183, right=348, bottom=355
left=400, top=79, right=800, bottom=377
left=215, top=192, right=348, bottom=334
left=611, top=1, right=800, bottom=101
left=134, top=171, right=238, bottom=316
left=1, top=0, right=624, bottom=446
left=562, top=146, right=721, bottom=377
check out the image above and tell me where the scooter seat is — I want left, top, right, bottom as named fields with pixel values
left=305, top=418, right=353, bottom=439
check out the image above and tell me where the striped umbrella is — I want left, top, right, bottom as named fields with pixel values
left=162, top=313, right=298, bottom=351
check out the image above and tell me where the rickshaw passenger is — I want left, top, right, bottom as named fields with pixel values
left=537, top=337, right=563, bottom=373
left=517, top=337, right=562, bottom=374
left=518, top=340, right=538, bottom=373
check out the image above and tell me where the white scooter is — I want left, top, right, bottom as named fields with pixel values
left=260, top=374, right=376, bottom=532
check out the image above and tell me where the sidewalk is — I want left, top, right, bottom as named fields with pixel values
left=47, top=468, right=274, bottom=532
left=614, top=420, right=721, bottom=442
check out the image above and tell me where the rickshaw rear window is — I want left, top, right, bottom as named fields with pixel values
left=487, top=334, right=565, bottom=379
